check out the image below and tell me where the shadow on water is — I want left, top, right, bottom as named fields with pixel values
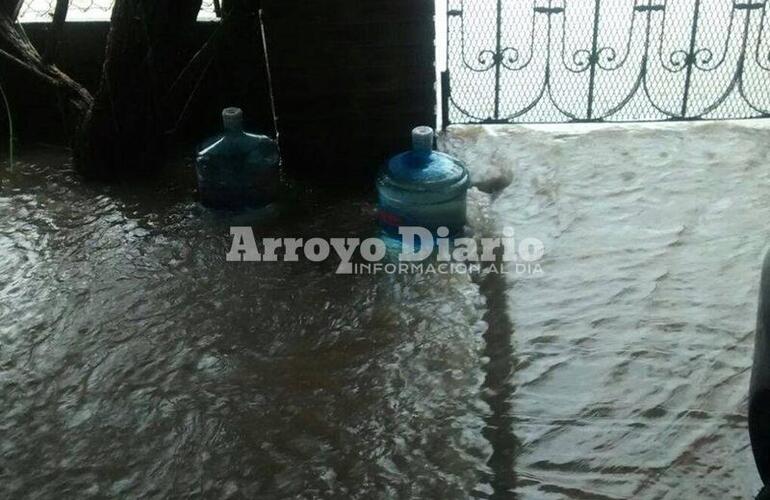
left=478, top=267, right=519, bottom=499
left=751, top=251, right=770, bottom=500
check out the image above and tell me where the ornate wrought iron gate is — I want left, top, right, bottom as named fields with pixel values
left=442, top=0, right=770, bottom=125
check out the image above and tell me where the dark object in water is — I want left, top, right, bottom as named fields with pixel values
left=751, top=250, right=770, bottom=496
left=195, top=107, right=280, bottom=210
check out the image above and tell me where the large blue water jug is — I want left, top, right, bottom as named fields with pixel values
left=377, top=126, right=470, bottom=238
left=195, top=107, right=280, bottom=209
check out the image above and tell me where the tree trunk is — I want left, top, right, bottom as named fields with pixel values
left=0, top=0, right=93, bottom=133
left=0, top=0, right=21, bottom=21
left=43, top=0, right=68, bottom=65
left=74, top=0, right=203, bottom=179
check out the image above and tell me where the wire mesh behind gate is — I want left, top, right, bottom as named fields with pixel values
left=443, top=0, right=770, bottom=125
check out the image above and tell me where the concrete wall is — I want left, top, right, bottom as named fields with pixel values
left=262, top=0, right=436, bottom=183
left=15, top=0, right=435, bottom=183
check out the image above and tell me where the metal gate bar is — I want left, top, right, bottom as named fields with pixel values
left=443, top=0, right=770, bottom=126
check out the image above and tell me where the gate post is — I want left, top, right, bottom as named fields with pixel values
left=441, top=70, right=451, bottom=129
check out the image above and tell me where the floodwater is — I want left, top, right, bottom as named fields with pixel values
left=442, top=120, right=770, bottom=499
left=0, top=119, right=768, bottom=500
left=0, top=152, right=489, bottom=498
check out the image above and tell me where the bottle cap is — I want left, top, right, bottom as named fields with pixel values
left=412, top=126, right=434, bottom=153
left=222, top=107, right=244, bottom=131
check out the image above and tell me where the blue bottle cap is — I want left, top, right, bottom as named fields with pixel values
left=379, top=127, right=469, bottom=195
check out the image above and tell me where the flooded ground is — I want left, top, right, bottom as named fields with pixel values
left=0, top=153, right=489, bottom=498
left=0, top=119, right=768, bottom=499
left=443, top=120, right=770, bottom=499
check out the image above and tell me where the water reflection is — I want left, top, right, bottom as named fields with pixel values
left=0, top=153, right=490, bottom=498
left=479, top=268, right=519, bottom=499
left=443, top=121, right=769, bottom=499
left=5, top=120, right=766, bottom=499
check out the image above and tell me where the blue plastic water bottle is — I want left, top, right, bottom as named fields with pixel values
left=377, top=126, right=470, bottom=239
left=195, top=107, right=280, bottom=209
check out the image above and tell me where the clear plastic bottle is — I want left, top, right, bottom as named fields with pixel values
left=377, top=126, right=470, bottom=239
left=195, top=107, right=280, bottom=209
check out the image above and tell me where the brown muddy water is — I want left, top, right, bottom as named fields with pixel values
left=1, top=120, right=768, bottom=500
left=0, top=150, right=490, bottom=499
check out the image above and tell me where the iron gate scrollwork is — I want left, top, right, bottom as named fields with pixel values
left=442, top=0, right=770, bottom=125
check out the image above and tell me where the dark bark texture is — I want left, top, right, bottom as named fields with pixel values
left=43, top=0, right=68, bottom=64
left=0, top=0, right=92, bottom=134
left=74, top=0, right=204, bottom=179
